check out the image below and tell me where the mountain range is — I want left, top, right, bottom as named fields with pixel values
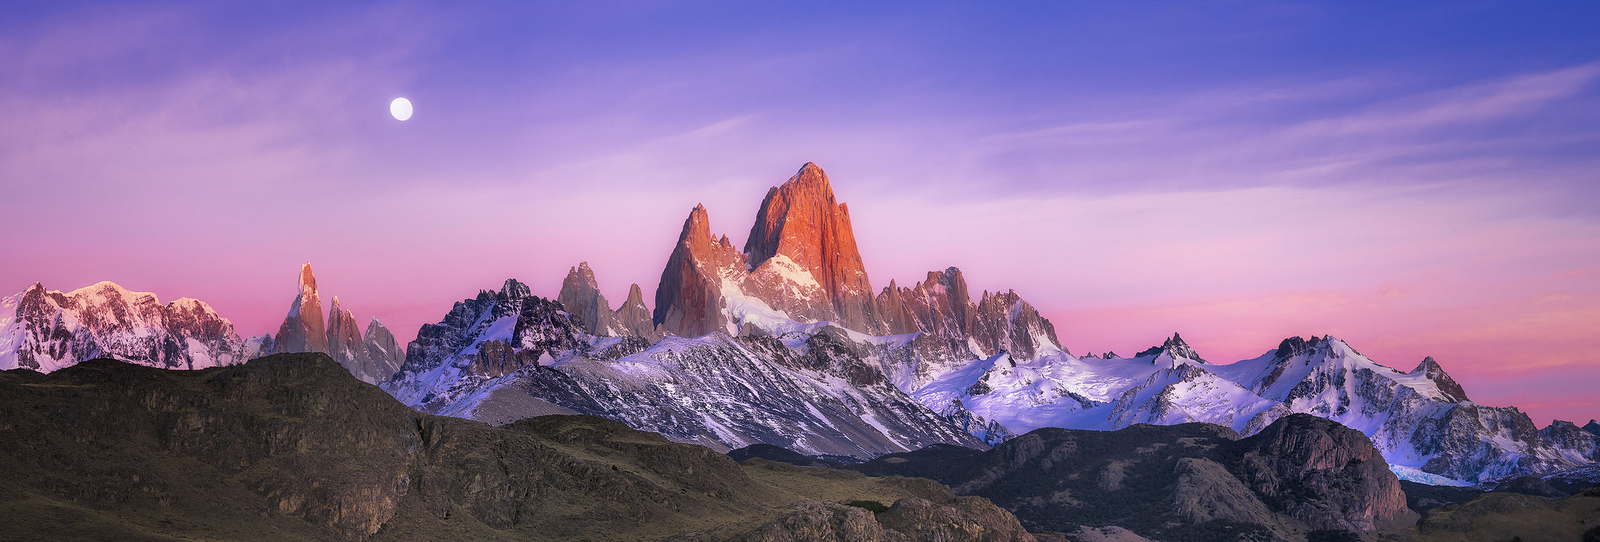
left=3, top=162, right=1597, bottom=490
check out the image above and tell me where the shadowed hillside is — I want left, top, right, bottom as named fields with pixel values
left=0, top=354, right=1032, bottom=541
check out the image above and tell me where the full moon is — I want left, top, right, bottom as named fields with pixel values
left=390, top=97, right=413, bottom=121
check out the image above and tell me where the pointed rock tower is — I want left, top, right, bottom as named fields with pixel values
left=743, top=162, right=881, bottom=334
left=557, top=262, right=617, bottom=336
left=270, top=264, right=401, bottom=384
left=614, top=283, right=660, bottom=341
left=361, top=318, right=405, bottom=385
left=274, top=263, right=327, bottom=354
left=326, top=296, right=363, bottom=365
left=653, top=204, right=747, bottom=337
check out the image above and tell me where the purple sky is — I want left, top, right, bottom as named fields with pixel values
left=4, top=2, right=1598, bottom=425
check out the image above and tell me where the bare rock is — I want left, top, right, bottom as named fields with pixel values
left=744, top=500, right=905, bottom=542
left=558, top=261, right=618, bottom=337
left=274, top=263, right=328, bottom=354
left=1231, top=414, right=1418, bottom=532
left=877, top=496, right=1038, bottom=542
left=654, top=204, right=747, bottom=337
left=614, top=283, right=662, bottom=341
left=743, top=162, right=882, bottom=335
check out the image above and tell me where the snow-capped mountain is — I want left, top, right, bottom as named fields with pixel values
left=0, top=281, right=261, bottom=372
left=917, top=332, right=1591, bottom=484
left=384, top=278, right=984, bottom=458
left=380, top=162, right=1059, bottom=456
left=268, top=264, right=404, bottom=384
left=380, top=161, right=1595, bottom=484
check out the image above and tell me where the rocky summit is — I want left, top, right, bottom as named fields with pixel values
left=274, top=263, right=328, bottom=355
left=743, top=162, right=881, bottom=334
left=0, top=354, right=1036, bottom=542
left=270, top=264, right=404, bottom=385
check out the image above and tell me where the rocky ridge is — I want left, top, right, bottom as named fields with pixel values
left=269, top=264, right=404, bottom=385
left=384, top=162, right=1595, bottom=485
left=916, top=332, right=1593, bottom=484
left=0, top=280, right=260, bottom=372
left=848, top=414, right=1418, bottom=541
left=385, top=278, right=986, bottom=459
left=649, top=163, right=1065, bottom=369
left=557, top=261, right=660, bottom=342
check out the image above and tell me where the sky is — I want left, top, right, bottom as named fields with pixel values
left=2, top=1, right=1598, bottom=425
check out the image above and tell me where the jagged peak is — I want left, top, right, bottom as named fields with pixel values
left=624, top=283, right=646, bottom=306
left=1136, top=333, right=1204, bottom=363
left=1410, top=355, right=1470, bottom=402
left=564, top=261, right=600, bottom=289
left=1273, top=335, right=1329, bottom=360
left=743, top=162, right=843, bottom=265
left=1409, top=356, right=1441, bottom=374
left=298, top=263, right=318, bottom=293
left=1585, top=420, right=1600, bottom=436
left=678, top=203, right=714, bottom=244
left=500, top=278, right=531, bottom=299
left=784, top=161, right=832, bottom=193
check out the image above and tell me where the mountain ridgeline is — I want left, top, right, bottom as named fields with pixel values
left=3, top=162, right=1598, bottom=496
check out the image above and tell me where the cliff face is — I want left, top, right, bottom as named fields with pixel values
left=557, top=262, right=616, bottom=336
left=274, top=264, right=327, bottom=355
left=653, top=204, right=747, bottom=338
left=613, top=283, right=660, bottom=342
left=743, top=162, right=880, bottom=334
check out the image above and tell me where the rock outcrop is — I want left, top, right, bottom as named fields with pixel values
left=557, top=262, right=617, bottom=336
left=1231, top=414, right=1417, bottom=532
left=850, top=416, right=1418, bottom=540
left=273, top=263, right=327, bottom=354
left=0, top=281, right=255, bottom=372
left=614, top=283, right=660, bottom=341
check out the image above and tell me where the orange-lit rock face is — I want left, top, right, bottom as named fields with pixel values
left=275, top=263, right=327, bottom=355
left=653, top=204, right=747, bottom=337
left=744, top=162, right=880, bottom=334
